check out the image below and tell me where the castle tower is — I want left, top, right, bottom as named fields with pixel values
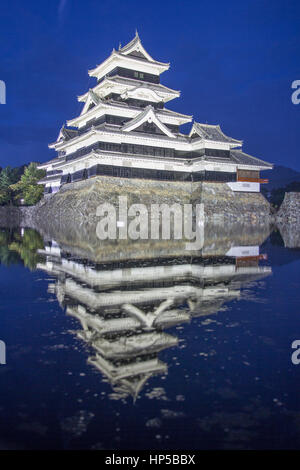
left=38, top=33, right=272, bottom=194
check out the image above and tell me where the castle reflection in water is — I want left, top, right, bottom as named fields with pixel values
left=36, top=224, right=272, bottom=402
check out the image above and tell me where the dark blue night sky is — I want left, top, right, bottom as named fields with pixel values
left=0, top=0, right=299, bottom=170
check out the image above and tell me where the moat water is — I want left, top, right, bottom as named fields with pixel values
left=0, top=225, right=299, bottom=450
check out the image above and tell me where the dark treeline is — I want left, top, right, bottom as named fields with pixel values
left=0, top=228, right=44, bottom=270
left=262, top=181, right=300, bottom=209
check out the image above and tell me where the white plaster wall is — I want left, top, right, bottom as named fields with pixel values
left=226, top=182, right=260, bottom=192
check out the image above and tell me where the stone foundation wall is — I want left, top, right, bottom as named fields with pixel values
left=0, top=205, right=36, bottom=227
left=1, top=176, right=271, bottom=235
left=198, top=182, right=270, bottom=222
left=276, top=192, right=300, bottom=248
left=32, top=176, right=193, bottom=235
left=277, top=192, right=300, bottom=223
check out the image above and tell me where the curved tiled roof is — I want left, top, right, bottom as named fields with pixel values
left=117, top=31, right=169, bottom=66
left=105, top=76, right=180, bottom=95
left=230, top=149, right=273, bottom=168
left=190, top=122, right=242, bottom=145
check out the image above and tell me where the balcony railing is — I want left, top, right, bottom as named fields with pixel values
left=237, top=177, right=269, bottom=184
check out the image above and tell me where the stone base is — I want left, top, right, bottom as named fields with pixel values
left=32, top=176, right=271, bottom=231
left=16, top=176, right=271, bottom=259
left=0, top=205, right=36, bottom=227
left=277, top=192, right=300, bottom=223
left=0, top=176, right=271, bottom=244
left=198, top=182, right=270, bottom=222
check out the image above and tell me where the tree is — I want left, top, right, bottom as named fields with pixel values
left=0, top=166, right=20, bottom=205
left=8, top=228, right=44, bottom=269
left=10, top=162, right=45, bottom=205
left=0, top=229, right=21, bottom=266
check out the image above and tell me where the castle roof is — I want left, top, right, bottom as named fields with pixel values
left=39, top=32, right=273, bottom=182
left=89, top=34, right=169, bottom=80
left=118, top=31, right=159, bottom=63
left=189, top=122, right=242, bottom=146
left=230, top=149, right=273, bottom=168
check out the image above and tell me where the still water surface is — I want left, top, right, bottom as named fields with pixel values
left=0, top=226, right=299, bottom=449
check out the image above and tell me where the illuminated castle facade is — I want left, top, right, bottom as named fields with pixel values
left=38, top=32, right=272, bottom=194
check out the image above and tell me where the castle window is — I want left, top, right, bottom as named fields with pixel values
left=133, top=71, right=144, bottom=80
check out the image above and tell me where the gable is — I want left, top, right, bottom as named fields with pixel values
left=122, top=106, right=175, bottom=138
left=127, top=50, right=148, bottom=60
left=122, top=86, right=162, bottom=103
left=80, top=90, right=101, bottom=115
left=134, top=121, right=165, bottom=135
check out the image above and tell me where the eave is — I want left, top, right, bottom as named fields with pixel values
left=191, top=137, right=241, bottom=151
left=88, top=51, right=169, bottom=80
left=231, top=149, right=273, bottom=170
left=38, top=175, right=61, bottom=185
left=67, top=101, right=192, bottom=129
left=49, top=126, right=229, bottom=153
left=77, top=76, right=180, bottom=103
left=189, top=122, right=243, bottom=146
left=49, top=148, right=233, bottom=172
left=37, top=157, right=62, bottom=169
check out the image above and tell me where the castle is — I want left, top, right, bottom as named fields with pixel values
left=38, top=32, right=272, bottom=195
